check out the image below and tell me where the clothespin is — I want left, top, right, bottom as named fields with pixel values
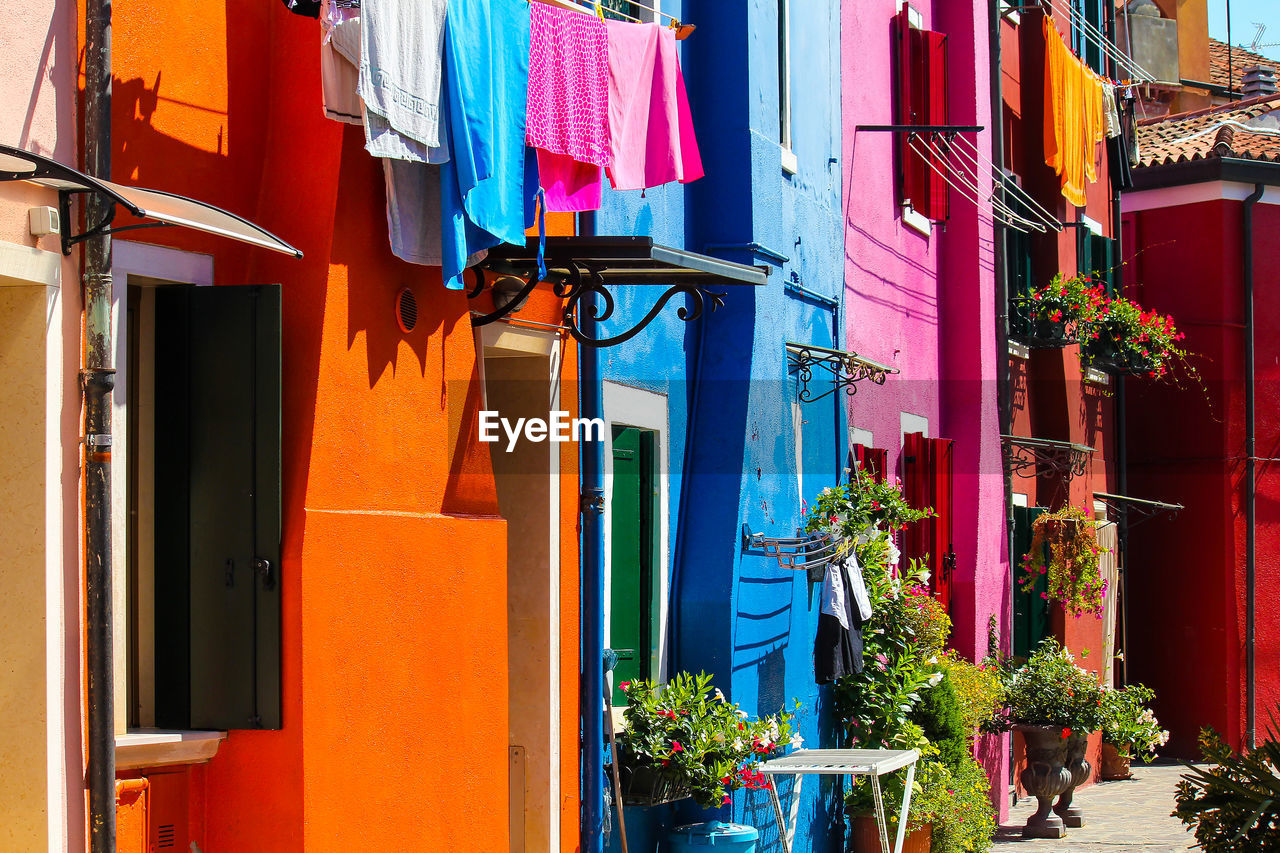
left=593, top=2, right=605, bottom=20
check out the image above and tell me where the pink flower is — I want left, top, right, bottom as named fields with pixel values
left=619, top=681, right=631, bottom=691
left=722, top=795, right=731, bottom=805
left=672, top=741, right=683, bottom=753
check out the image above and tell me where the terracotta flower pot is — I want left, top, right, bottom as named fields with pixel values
left=1015, top=725, right=1074, bottom=839
left=1101, top=743, right=1132, bottom=780
left=1053, top=732, right=1092, bottom=828
left=849, top=815, right=931, bottom=853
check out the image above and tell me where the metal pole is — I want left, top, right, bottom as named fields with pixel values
left=84, top=0, right=116, bottom=847
left=578, top=211, right=606, bottom=853
left=1244, top=182, right=1263, bottom=748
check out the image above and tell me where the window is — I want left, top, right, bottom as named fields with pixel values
left=600, top=0, right=658, bottom=23
left=901, top=432, right=955, bottom=611
left=117, top=254, right=282, bottom=733
left=1077, top=226, right=1118, bottom=296
left=778, top=0, right=796, bottom=173
left=894, top=4, right=950, bottom=223
left=603, top=383, right=670, bottom=707
left=1071, top=0, right=1109, bottom=76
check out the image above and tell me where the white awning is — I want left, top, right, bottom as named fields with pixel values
left=0, top=144, right=302, bottom=259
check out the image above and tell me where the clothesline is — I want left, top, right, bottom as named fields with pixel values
left=533, top=0, right=692, bottom=36
left=946, top=133, right=1063, bottom=232
left=907, top=135, right=1036, bottom=233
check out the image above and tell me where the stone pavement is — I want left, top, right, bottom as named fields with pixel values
left=994, top=763, right=1197, bottom=851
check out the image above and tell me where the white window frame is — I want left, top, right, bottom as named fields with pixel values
left=900, top=2, right=932, bottom=237
left=109, top=242, right=223, bottom=760
left=779, top=0, right=797, bottom=174
left=602, top=382, right=671, bottom=691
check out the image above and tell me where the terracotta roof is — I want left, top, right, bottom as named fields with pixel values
left=1136, top=94, right=1280, bottom=167
left=1208, top=37, right=1278, bottom=91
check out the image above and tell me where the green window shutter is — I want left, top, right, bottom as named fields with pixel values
left=154, top=284, right=282, bottom=731
left=1011, top=506, right=1052, bottom=659
left=609, top=427, right=656, bottom=705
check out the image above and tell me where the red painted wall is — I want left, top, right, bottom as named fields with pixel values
left=105, top=1, right=581, bottom=849
left=1125, top=196, right=1280, bottom=756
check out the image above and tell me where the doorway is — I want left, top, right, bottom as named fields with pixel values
left=481, top=325, right=562, bottom=853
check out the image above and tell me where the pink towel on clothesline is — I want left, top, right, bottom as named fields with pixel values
left=605, top=19, right=703, bottom=191
left=527, top=2, right=612, bottom=165
left=526, top=2, right=611, bottom=212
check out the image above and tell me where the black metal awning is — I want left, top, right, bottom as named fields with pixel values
left=1001, top=434, right=1095, bottom=481
left=1093, top=491, right=1184, bottom=527
left=0, top=144, right=302, bottom=259
left=470, top=236, right=768, bottom=347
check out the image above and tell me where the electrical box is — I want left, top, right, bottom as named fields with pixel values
left=148, top=770, right=191, bottom=851
left=28, top=205, right=60, bottom=237
left=115, top=778, right=150, bottom=853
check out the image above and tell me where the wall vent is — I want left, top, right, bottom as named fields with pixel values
left=396, top=287, right=418, bottom=333
left=157, top=824, right=177, bottom=848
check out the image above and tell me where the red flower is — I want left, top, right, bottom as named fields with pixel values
left=722, top=795, right=731, bottom=805
left=1062, top=728, right=1073, bottom=737
left=672, top=741, right=683, bottom=753
left=619, top=681, right=631, bottom=691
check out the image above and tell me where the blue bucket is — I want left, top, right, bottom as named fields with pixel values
left=668, top=820, right=759, bottom=852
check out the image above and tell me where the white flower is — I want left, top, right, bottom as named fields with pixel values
left=791, top=734, right=805, bottom=749
left=736, top=709, right=749, bottom=718
left=713, top=732, right=726, bottom=744
left=714, top=688, right=727, bottom=703
left=821, top=487, right=833, bottom=496
left=732, top=738, right=744, bottom=751
left=927, top=672, right=944, bottom=687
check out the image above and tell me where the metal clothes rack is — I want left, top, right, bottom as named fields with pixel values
left=741, top=526, right=850, bottom=579
left=758, top=749, right=921, bottom=853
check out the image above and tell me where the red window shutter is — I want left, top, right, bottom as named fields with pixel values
left=896, top=17, right=950, bottom=223
left=901, top=433, right=956, bottom=611
left=851, top=444, right=891, bottom=483
left=921, top=30, right=949, bottom=221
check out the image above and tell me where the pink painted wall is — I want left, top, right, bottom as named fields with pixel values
left=842, top=0, right=1010, bottom=819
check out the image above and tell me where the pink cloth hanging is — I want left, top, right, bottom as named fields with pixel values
left=605, top=20, right=703, bottom=191
left=527, top=2, right=611, bottom=212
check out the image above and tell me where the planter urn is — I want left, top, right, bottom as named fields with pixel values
left=1016, top=725, right=1073, bottom=839
left=1053, top=732, right=1092, bottom=828
left=1100, top=743, right=1132, bottom=780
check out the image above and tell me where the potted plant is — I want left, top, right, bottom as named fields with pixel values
left=999, top=639, right=1104, bottom=838
left=615, top=672, right=795, bottom=808
left=1018, top=505, right=1108, bottom=618
left=1099, top=683, right=1168, bottom=779
left=1015, top=274, right=1109, bottom=348
left=1082, top=294, right=1188, bottom=379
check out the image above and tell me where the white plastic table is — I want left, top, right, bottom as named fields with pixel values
left=756, top=748, right=920, bottom=853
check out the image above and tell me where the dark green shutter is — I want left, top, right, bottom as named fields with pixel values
left=1012, top=506, right=1052, bottom=659
left=609, top=427, right=656, bottom=705
left=154, top=285, right=282, bottom=730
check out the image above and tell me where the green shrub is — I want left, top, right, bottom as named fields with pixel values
left=912, top=673, right=968, bottom=774
left=1000, top=638, right=1104, bottom=733
left=1174, top=724, right=1280, bottom=850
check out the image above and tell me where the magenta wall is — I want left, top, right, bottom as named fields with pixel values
left=842, top=0, right=1009, bottom=815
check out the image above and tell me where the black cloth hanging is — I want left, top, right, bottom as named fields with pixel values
left=280, top=0, right=320, bottom=18
left=814, top=559, right=865, bottom=684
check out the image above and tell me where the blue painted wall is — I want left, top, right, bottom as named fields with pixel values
left=595, top=4, right=846, bottom=851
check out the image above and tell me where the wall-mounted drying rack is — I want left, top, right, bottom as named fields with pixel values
left=741, top=525, right=851, bottom=582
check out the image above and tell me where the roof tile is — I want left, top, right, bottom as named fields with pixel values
left=1136, top=93, right=1280, bottom=167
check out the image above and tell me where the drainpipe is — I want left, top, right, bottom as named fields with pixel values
left=577, top=211, right=606, bottom=853
left=1244, top=182, right=1263, bottom=748
left=987, top=0, right=1014, bottom=637
left=84, top=0, right=116, bottom=848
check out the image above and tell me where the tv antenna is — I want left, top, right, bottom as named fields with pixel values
left=1248, top=22, right=1280, bottom=52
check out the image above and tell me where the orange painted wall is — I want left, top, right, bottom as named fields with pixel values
left=106, top=0, right=580, bottom=849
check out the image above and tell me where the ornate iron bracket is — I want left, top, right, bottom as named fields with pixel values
left=1001, top=435, right=1095, bottom=481
left=786, top=342, right=898, bottom=403
left=468, top=259, right=727, bottom=348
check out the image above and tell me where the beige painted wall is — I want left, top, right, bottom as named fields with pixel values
left=0, top=278, right=53, bottom=851
left=1, top=2, right=84, bottom=849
